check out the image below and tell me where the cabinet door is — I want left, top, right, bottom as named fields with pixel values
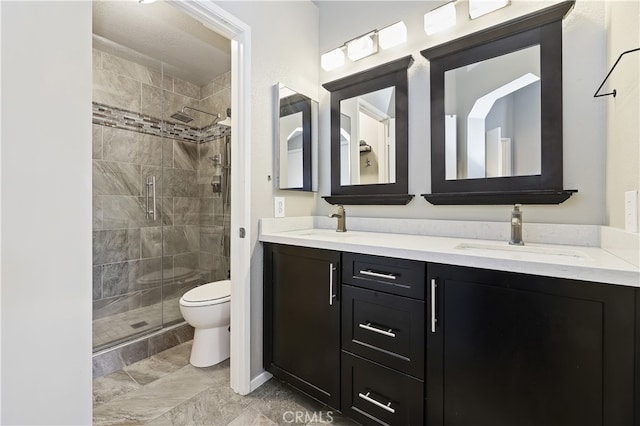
left=427, top=264, right=636, bottom=426
left=264, top=244, right=341, bottom=409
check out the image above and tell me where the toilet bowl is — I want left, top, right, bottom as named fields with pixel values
left=179, top=280, right=231, bottom=367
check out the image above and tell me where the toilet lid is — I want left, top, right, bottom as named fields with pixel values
left=182, top=280, right=231, bottom=303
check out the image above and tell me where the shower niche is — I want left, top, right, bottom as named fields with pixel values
left=91, top=34, right=232, bottom=365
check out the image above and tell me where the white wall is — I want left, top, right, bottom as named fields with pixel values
left=214, top=1, right=319, bottom=378
left=318, top=0, right=609, bottom=224
left=605, top=0, right=640, bottom=229
left=1, top=2, right=93, bottom=424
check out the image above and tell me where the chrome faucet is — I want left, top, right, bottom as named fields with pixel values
left=509, top=204, right=524, bottom=245
left=329, top=205, right=346, bottom=232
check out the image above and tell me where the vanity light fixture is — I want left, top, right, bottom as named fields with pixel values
left=321, top=48, right=346, bottom=71
left=346, top=32, right=378, bottom=61
left=469, top=0, right=510, bottom=19
left=378, top=21, right=408, bottom=50
left=320, top=21, right=407, bottom=71
left=424, top=2, right=457, bottom=35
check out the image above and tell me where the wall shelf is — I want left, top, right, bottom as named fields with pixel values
left=422, top=189, right=577, bottom=205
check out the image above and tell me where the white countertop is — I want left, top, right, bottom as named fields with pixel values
left=259, top=219, right=640, bottom=288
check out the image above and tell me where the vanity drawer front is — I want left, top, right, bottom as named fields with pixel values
left=343, top=285, right=424, bottom=378
left=343, top=252, right=425, bottom=300
left=342, top=352, right=424, bottom=426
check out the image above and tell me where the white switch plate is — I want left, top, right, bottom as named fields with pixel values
left=625, top=190, right=638, bottom=233
left=274, top=197, right=285, bottom=218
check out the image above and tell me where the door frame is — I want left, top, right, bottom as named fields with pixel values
left=170, top=1, right=252, bottom=395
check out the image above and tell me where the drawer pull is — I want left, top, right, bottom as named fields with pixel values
left=359, top=269, right=397, bottom=280
left=358, top=391, right=395, bottom=414
left=358, top=322, right=396, bottom=338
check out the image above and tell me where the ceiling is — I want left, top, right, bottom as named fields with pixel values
left=92, top=0, right=231, bottom=87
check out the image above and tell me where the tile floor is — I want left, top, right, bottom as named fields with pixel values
left=93, top=341, right=358, bottom=425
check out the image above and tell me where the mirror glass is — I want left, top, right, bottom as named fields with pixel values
left=322, top=55, right=413, bottom=205
left=444, top=45, right=541, bottom=180
left=277, top=83, right=318, bottom=191
left=421, top=1, right=576, bottom=205
left=339, top=87, right=396, bottom=186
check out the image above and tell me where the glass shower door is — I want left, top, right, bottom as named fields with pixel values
left=92, top=40, right=166, bottom=351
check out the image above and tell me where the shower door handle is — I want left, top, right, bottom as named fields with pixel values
left=146, top=176, right=157, bottom=221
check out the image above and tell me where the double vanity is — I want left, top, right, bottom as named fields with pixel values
left=267, top=2, right=639, bottom=424
left=260, top=218, right=639, bottom=425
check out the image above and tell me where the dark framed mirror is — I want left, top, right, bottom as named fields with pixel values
left=322, top=55, right=414, bottom=205
left=421, top=1, right=577, bottom=205
left=275, top=83, right=318, bottom=191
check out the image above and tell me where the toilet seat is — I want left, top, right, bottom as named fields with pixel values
left=180, top=280, right=231, bottom=307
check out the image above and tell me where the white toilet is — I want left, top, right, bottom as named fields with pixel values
left=179, top=280, right=231, bottom=367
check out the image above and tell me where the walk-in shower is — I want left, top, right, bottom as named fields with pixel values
left=91, top=34, right=232, bottom=375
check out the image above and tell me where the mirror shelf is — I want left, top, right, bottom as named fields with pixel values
left=423, top=189, right=577, bottom=206
left=421, top=1, right=577, bottom=206
left=324, top=194, right=414, bottom=206
left=323, top=55, right=414, bottom=206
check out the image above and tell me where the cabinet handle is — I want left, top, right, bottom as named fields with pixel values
left=359, top=269, right=397, bottom=280
left=431, top=278, right=437, bottom=333
left=329, top=263, right=337, bottom=306
left=359, top=322, right=396, bottom=338
left=358, top=391, right=395, bottom=414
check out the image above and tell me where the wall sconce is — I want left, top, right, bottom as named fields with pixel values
left=469, top=0, right=510, bottom=19
left=321, top=21, right=407, bottom=71
left=424, top=2, right=457, bottom=35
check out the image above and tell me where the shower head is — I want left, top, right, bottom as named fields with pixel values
left=170, top=110, right=194, bottom=123
left=171, top=106, right=221, bottom=125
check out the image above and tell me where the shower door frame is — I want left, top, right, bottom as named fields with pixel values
left=170, top=1, right=253, bottom=396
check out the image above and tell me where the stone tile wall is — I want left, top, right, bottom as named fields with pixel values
left=92, top=47, right=231, bottom=352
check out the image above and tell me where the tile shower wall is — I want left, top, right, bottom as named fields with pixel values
left=92, top=48, right=231, bottom=352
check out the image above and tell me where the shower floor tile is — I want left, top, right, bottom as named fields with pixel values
left=93, top=341, right=358, bottom=426
left=93, top=296, right=183, bottom=350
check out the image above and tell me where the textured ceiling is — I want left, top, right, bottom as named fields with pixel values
left=92, top=0, right=231, bottom=86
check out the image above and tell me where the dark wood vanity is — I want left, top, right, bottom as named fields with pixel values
left=263, top=243, right=639, bottom=426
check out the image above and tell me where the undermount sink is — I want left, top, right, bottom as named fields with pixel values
left=455, top=242, right=590, bottom=262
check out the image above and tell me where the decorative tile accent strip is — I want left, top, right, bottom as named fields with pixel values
left=92, top=102, right=229, bottom=144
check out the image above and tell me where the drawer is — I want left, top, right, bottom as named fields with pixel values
left=342, top=285, right=424, bottom=378
left=343, top=252, right=426, bottom=299
left=342, top=351, right=424, bottom=426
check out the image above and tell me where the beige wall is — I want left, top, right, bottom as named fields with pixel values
left=605, top=0, right=640, bottom=229
left=318, top=1, right=609, bottom=225
left=214, top=1, right=320, bottom=378
left=1, top=2, right=93, bottom=423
